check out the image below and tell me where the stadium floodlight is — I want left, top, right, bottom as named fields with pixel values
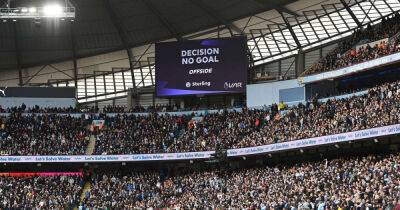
left=43, top=4, right=63, bottom=17
left=0, top=1, right=74, bottom=20
left=29, top=7, right=37, bottom=13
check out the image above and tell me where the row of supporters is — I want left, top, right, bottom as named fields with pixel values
left=1, top=79, right=400, bottom=155
left=0, top=104, right=234, bottom=114
left=1, top=152, right=400, bottom=209
left=305, top=13, right=400, bottom=76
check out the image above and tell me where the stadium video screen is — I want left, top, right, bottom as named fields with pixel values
left=155, top=37, right=248, bottom=97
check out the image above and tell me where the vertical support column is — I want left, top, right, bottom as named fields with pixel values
left=13, top=23, right=23, bottom=86
left=127, top=88, right=133, bottom=109
left=295, top=51, right=305, bottom=77
left=152, top=93, right=155, bottom=106
left=72, top=60, right=78, bottom=87
left=70, top=22, right=78, bottom=89
left=278, top=60, right=282, bottom=77
left=127, top=48, right=139, bottom=106
left=319, top=47, right=323, bottom=59
left=18, top=68, right=23, bottom=86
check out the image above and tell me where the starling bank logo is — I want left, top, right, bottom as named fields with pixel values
left=224, top=82, right=242, bottom=89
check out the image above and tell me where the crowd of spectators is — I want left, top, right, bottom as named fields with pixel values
left=94, top=113, right=189, bottom=154
left=113, top=104, right=241, bottom=113
left=94, top=79, right=400, bottom=154
left=0, top=78, right=399, bottom=156
left=80, top=152, right=400, bottom=209
left=103, top=105, right=126, bottom=113
left=0, top=175, right=82, bottom=209
left=0, top=152, right=399, bottom=209
left=0, top=113, right=91, bottom=155
left=305, top=13, right=400, bottom=75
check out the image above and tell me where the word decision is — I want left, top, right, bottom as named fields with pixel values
left=181, top=48, right=220, bottom=65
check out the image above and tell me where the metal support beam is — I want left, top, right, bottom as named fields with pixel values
left=280, top=12, right=302, bottom=50
left=295, top=51, right=304, bottom=77
left=339, top=0, right=362, bottom=27
left=321, top=5, right=340, bottom=34
left=293, top=17, right=310, bottom=44
left=48, top=64, right=74, bottom=79
left=250, top=31, right=264, bottom=58
left=357, top=1, right=373, bottom=23
left=370, top=0, right=383, bottom=18
left=147, top=58, right=154, bottom=85
left=313, top=10, right=330, bottom=38
left=111, top=68, right=117, bottom=92
left=268, top=26, right=282, bottom=53
left=127, top=49, right=137, bottom=91
left=303, top=12, right=321, bottom=41
left=103, top=0, right=137, bottom=94
left=185, top=25, right=229, bottom=39
left=12, top=23, right=23, bottom=86
left=190, top=0, right=245, bottom=36
left=332, top=4, right=351, bottom=30
left=241, top=16, right=253, bottom=34
left=69, top=21, right=78, bottom=88
left=142, top=0, right=182, bottom=41
left=23, top=65, right=47, bottom=86
left=382, top=0, right=394, bottom=13
left=138, top=62, right=145, bottom=87
left=258, top=29, right=273, bottom=56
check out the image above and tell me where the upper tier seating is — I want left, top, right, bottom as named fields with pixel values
left=304, top=13, right=400, bottom=76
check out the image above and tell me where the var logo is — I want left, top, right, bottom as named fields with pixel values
left=224, top=82, right=242, bottom=89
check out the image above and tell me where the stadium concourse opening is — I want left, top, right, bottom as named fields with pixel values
left=2, top=0, right=400, bottom=209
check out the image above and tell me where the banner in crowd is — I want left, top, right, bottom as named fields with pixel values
left=91, top=119, right=105, bottom=130
left=0, top=172, right=83, bottom=177
left=299, top=52, right=400, bottom=84
left=0, top=151, right=215, bottom=163
left=1, top=124, right=400, bottom=163
left=228, top=123, right=400, bottom=156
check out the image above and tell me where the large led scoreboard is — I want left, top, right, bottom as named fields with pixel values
left=155, top=37, right=248, bottom=97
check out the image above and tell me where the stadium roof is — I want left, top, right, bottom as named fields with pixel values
left=0, top=0, right=297, bottom=70
left=0, top=0, right=398, bottom=70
